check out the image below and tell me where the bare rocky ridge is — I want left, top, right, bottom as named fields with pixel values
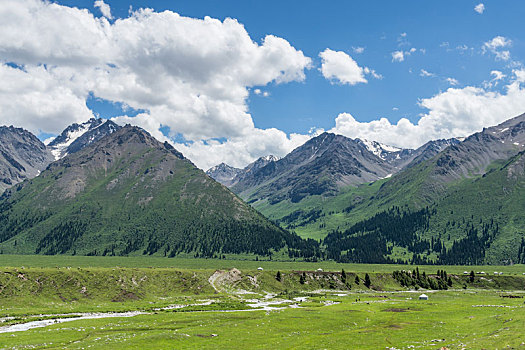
left=432, top=113, right=525, bottom=181
left=206, top=163, right=243, bottom=187
left=41, top=125, right=186, bottom=201
left=206, top=155, right=280, bottom=187
left=0, top=126, right=53, bottom=193
left=0, top=118, right=121, bottom=194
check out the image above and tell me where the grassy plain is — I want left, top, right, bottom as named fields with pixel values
left=1, top=289, right=525, bottom=349
left=1, top=254, right=524, bottom=275
left=0, top=257, right=524, bottom=349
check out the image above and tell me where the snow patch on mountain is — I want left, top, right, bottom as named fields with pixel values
left=48, top=118, right=117, bottom=160
left=360, top=139, right=402, bottom=159
left=49, top=123, right=92, bottom=160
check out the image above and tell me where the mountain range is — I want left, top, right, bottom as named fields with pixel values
left=0, top=126, right=316, bottom=258
left=206, top=114, right=525, bottom=264
left=1, top=113, right=525, bottom=264
left=206, top=155, right=280, bottom=187
left=205, top=132, right=460, bottom=231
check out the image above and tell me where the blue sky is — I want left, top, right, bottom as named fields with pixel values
left=77, top=0, right=524, bottom=133
left=1, top=1, right=525, bottom=168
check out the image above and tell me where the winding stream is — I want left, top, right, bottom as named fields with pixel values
left=0, top=311, right=144, bottom=333
left=0, top=296, right=314, bottom=333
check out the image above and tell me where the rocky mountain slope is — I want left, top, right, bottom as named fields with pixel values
left=296, top=113, right=525, bottom=264
left=0, top=126, right=53, bottom=193
left=0, top=118, right=121, bottom=194
left=0, top=126, right=316, bottom=258
left=228, top=132, right=459, bottom=208
left=373, top=113, right=525, bottom=207
left=47, top=118, right=120, bottom=160
left=206, top=163, right=243, bottom=187
left=206, top=155, right=280, bottom=187
left=231, top=133, right=400, bottom=204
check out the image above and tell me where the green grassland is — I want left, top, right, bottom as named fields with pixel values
left=4, top=291, right=525, bottom=349
left=0, top=262, right=525, bottom=349
left=253, top=179, right=390, bottom=240
left=1, top=254, right=525, bottom=275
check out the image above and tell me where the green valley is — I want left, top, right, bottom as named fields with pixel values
left=0, top=261, right=524, bottom=349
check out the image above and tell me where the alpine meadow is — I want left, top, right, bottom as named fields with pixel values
left=1, top=1, right=525, bottom=349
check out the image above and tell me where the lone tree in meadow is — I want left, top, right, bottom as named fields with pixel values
left=469, top=270, right=475, bottom=283
left=276, top=271, right=282, bottom=282
left=364, top=273, right=371, bottom=288
left=355, top=275, right=360, bottom=285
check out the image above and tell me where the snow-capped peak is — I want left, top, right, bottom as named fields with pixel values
left=360, top=139, right=402, bottom=159
left=47, top=118, right=116, bottom=160
left=49, top=122, right=93, bottom=160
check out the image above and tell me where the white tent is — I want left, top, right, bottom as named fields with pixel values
left=419, top=294, right=429, bottom=300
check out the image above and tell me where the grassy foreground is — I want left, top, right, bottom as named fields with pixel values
left=1, top=289, right=525, bottom=349
left=0, top=259, right=524, bottom=349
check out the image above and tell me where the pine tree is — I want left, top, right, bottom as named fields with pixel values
left=364, top=273, right=371, bottom=288
left=276, top=271, right=282, bottom=282
left=341, top=269, right=347, bottom=283
left=355, top=275, right=360, bottom=285
left=469, top=270, right=475, bottom=283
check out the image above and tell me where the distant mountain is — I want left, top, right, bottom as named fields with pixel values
left=231, top=133, right=392, bottom=204
left=357, top=139, right=403, bottom=162
left=0, top=118, right=121, bottom=193
left=243, top=155, right=280, bottom=173
left=0, top=126, right=53, bottom=193
left=399, top=138, right=461, bottom=169
left=206, top=155, right=280, bottom=187
left=374, top=113, right=525, bottom=207
left=205, top=163, right=243, bottom=187
left=230, top=132, right=458, bottom=206
left=47, top=118, right=120, bottom=160
left=0, top=125, right=316, bottom=258
left=316, top=113, right=525, bottom=265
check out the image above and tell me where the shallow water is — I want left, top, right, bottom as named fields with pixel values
left=0, top=311, right=144, bottom=333
left=0, top=296, right=311, bottom=333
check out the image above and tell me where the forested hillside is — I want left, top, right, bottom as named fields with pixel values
left=0, top=126, right=319, bottom=259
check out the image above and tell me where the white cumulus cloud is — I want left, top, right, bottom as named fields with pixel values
left=0, top=0, right=313, bottom=169
left=330, top=70, right=525, bottom=149
left=94, top=0, right=113, bottom=19
left=483, top=36, right=512, bottom=61
left=446, top=77, right=459, bottom=86
left=392, top=45, right=421, bottom=63
left=420, top=69, right=435, bottom=77
left=491, top=70, right=506, bottom=80
left=474, top=3, right=485, bottom=14
left=319, top=49, right=368, bottom=85
left=391, top=51, right=405, bottom=62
